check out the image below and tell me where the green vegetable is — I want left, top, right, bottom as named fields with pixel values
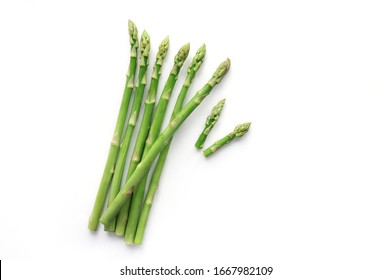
left=124, top=43, right=191, bottom=244
left=88, top=20, right=138, bottom=231
left=100, top=58, right=231, bottom=227
left=134, top=44, right=206, bottom=244
left=203, top=122, right=251, bottom=157
left=195, top=98, right=226, bottom=149
left=105, top=30, right=151, bottom=232
left=115, top=36, right=170, bottom=236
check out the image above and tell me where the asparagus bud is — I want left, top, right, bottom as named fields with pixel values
left=156, top=36, right=170, bottom=65
left=139, top=30, right=150, bottom=66
left=185, top=44, right=206, bottom=86
left=234, top=122, right=251, bottom=137
left=171, top=43, right=190, bottom=75
left=189, top=44, right=206, bottom=72
left=128, top=20, right=138, bottom=57
left=208, top=58, right=231, bottom=87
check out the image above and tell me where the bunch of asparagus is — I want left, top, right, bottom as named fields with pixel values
left=88, top=20, right=230, bottom=244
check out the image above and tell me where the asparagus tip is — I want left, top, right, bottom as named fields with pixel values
left=208, top=58, right=231, bottom=86
left=128, top=20, right=138, bottom=46
left=203, top=98, right=226, bottom=135
left=140, top=30, right=151, bottom=58
left=188, top=44, right=207, bottom=73
left=218, top=98, right=226, bottom=105
left=156, top=36, right=170, bottom=61
left=225, top=58, right=231, bottom=68
left=174, top=42, right=191, bottom=67
left=234, top=122, right=251, bottom=137
left=209, top=99, right=226, bottom=120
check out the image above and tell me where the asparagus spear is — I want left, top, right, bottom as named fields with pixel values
left=88, top=20, right=138, bottom=231
left=115, top=36, right=170, bottom=236
left=195, top=98, right=226, bottom=149
left=203, top=122, right=251, bottom=157
left=124, top=43, right=191, bottom=244
left=134, top=44, right=206, bottom=244
left=105, top=31, right=151, bottom=232
left=100, top=58, right=231, bottom=227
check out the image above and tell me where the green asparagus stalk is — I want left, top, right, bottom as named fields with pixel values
left=124, top=43, right=191, bottom=244
left=100, top=58, right=231, bottom=227
left=104, top=30, right=151, bottom=232
left=203, top=122, right=251, bottom=157
left=195, top=99, right=226, bottom=149
left=115, top=36, right=170, bottom=236
left=134, top=44, right=206, bottom=244
left=88, top=20, right=138, bottom=231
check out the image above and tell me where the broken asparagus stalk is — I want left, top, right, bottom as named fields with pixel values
left=195, top=98, right=226, bottom=149
left=203, top=122, right=251, bottom=157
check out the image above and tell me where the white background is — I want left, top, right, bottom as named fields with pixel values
left=1, top=0, right=392, bottom=279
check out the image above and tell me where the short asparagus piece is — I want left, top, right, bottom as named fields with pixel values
left=203, top=122, right=251, bottom=157
left=115, top=36, right=170, bottom=236
left=88, top=20, right=138, bottom=231
left=195, top=98, right=226, bottom=149
left=105, top=30, right=151, bottom=232
left=134, top=44, right=206, bottom=244
left=124, top=43, right=191, bottom=244
left=100, top=58, right=231, bottom=227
